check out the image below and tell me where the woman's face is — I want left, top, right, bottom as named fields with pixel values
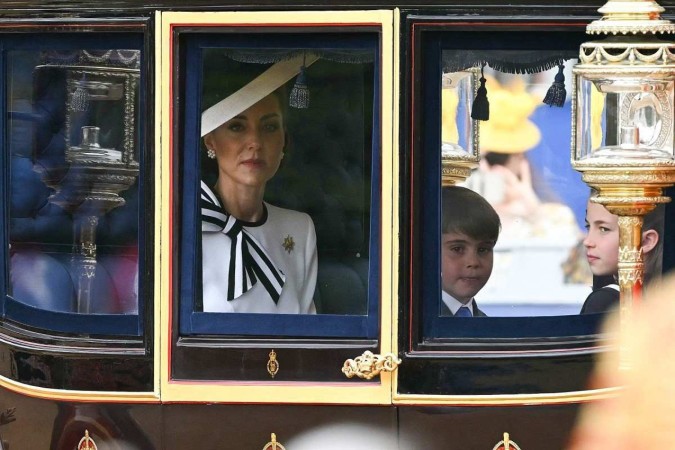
left=204, top=94, right=285, bottom=190
left=583, top=200, right=619, bottom=277
left=504, top=152, right=526, bottom=178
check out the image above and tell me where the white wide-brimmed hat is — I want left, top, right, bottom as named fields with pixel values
left=201, top=53, right=318, bottom=137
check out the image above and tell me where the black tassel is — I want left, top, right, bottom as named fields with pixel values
left=289, top=64, right=309, bottom=109
left=543, top=63, right=566, bottom=107
left=471, top=64, right=489, bottom=121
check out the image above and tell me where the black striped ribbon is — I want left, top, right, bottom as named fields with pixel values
left=200, top=181, right=285, bottom=303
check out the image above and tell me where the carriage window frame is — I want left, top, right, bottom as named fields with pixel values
left=162, top=11, right=395, bottom=397
left=407, top=23, right=611, bottom=353
left=175, top=30, right=382, bottom=340
left=0, top=32, right=147, bottom=338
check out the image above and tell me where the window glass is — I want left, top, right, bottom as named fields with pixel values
left=6, top=42, right=143, bottom=335
left=459, top=66, right=591, bottom=317
left=449, top=66, right=665, bottom=318
left=416, top=35, right=665, bottom=341
left=178, top=33, right=380, bottom=338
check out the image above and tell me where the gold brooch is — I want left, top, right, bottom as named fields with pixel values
left=282, top=235, right=295, bottom=254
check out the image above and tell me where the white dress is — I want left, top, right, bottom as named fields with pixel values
left=202, top=202, right=318, bottom=314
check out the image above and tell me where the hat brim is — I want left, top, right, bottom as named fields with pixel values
left=201, top=53, right=318, bottom=137
left=480, top=119, right=541, bottom=154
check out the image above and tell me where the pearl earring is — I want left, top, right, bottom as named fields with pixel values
left=206, top=148, right=215, bottom=159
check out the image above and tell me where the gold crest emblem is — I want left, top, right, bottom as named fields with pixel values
left=267, top=350, right=279, bottom=378
left=492, top=432, right=522, bottom=450
left=78, top=430, right=98, bottom=450
left=263, top=433, right=287, bottom=450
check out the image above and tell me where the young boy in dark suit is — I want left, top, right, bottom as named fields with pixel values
left=440, top=186, right=501, bottom=317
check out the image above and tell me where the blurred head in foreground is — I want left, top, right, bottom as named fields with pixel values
left=567, top=273, right=675, bottom=450
left=285, top=422, right=396, bottom=449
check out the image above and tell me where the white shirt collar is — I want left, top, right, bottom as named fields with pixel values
left=441, top=290, right=474, bottom=316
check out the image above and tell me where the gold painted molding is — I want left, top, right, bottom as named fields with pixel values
left=0, top=373, right=159, bottom=403
left=393, top=386, right=622, bottom=406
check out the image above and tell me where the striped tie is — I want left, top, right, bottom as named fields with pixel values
left=200, top=181, right=285, bottom=303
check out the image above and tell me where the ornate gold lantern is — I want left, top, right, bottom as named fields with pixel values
left=571, top=0, right=675, bottom=357
left=440, top=69, right=480, bottom=185
left=37, top=50, right=141, bottom=313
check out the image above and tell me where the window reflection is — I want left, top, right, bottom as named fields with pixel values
left=436, top=59, right=667, bottom=319
left=8, top=49, right=140, bottom=315
left=441, top=70, right=477, bottom=158
left=444, top=65, right=591, bottom=316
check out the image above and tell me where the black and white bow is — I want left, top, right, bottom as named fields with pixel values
left=200, top=181, right=285, bottom=303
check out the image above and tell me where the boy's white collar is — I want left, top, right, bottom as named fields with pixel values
left=441, top=290, right=474, bottom=315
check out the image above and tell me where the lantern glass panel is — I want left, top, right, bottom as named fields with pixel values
left=575, top=74, right=674, bottom=161
left=441, top=70, right=477, bottom=159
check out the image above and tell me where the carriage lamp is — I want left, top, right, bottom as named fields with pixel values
left=440, top=69, right=480, bottom=186
left=38, top=50, right=141, bottom=313
left=571, top=0, right=675, bottom=359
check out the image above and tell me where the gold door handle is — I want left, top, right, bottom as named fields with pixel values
left=342, top=351, right=401, bottom=380
left=262, top=433, right=286, bottom=450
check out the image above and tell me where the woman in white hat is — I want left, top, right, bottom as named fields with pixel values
left=199, top=55, right=318, bottom=314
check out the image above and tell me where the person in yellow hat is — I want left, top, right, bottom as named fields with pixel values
left=464, top=78, right=578, bottom=241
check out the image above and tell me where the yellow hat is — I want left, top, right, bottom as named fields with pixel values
left=479, top=78, right=541, bottom=154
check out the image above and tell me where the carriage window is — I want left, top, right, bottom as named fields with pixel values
left=177, top=32, right=380, bottom=339
left=3, top=35, right=144, bottom=336
left=458, top=65, right=591, bottom=317
left=413, top=31, right=666, bottom=343
left=453, top=66, right=665, bottom=320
